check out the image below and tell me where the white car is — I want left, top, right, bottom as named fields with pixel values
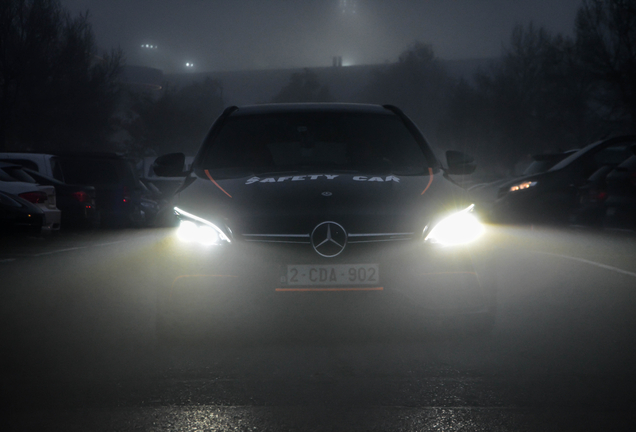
left=0, top=162, right=61, bottom=231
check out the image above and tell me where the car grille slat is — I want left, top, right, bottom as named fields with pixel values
left=348, top=233, right=414, bottom=243
left=242, top=234, right=311, bottom=244
left=242, top=232, right=415, bottom=244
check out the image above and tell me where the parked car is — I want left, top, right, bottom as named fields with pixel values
left=0, top=153, right=65, bottom=181
left=469, top=149, right=577, bottom=218
left=0, top=152, right=145, bottom=227
left=0, top=162, right=61, bottom=231
left=602, top=149, right=636, bottom=230
left=23, top=168, right=99, bottom=229
left=0, top=190, right=44, bottom=235
left=570, top=165, right=615, bottom=227
left=137, top=179, right=162, bottom=226
left=54, top=153, right=145, bottom=227
left=491, top=135, right=636, bottom=224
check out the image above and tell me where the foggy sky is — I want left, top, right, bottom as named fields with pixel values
left=60, top=0, right=583, bottom=73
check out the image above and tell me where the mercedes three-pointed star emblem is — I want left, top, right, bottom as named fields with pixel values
left=311, top=221, right=347, bottom=257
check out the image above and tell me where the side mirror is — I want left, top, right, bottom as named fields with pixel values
left=152, top=153, right=187, bottom=177
left=446, top=150, right=476, bottom=175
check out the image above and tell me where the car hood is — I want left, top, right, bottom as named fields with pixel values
left=175, top=171, right=471, bottom=236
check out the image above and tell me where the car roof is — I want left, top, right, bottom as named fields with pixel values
left=229, top=103, right=394, bottom=116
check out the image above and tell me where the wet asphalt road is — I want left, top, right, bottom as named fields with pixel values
left=1, top=225, right=636, bottom=431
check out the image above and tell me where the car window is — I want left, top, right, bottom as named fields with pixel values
left=593, top=144, right=634, bottom=166
left=201, top=112, right=428, bottom=178
left=0, top=158, right=39, bottom=171
left=24, top=169, right=66, bottom=186
left=50, top=158, right=65, bottom=182
left=0, top=191, right=21, bottom=206
left=577, top=143, right=635, bottom=179
left=0, top=168, right=16, bottom=182
left=0, top=166, right=37, bottom=183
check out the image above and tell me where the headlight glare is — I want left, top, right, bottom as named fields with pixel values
left=174, top=207, right=230, bottom=246
left=425, top=204, right=484, bottom=246
left=198, top=225, right=220, bottom=245
left=176, top=220, right=199, bottom=242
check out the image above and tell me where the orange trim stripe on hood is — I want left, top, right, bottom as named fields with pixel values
left=204, top=169, right=232, bottom=198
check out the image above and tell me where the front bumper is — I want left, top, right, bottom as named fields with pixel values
left=161, top=234, right=496, bottom=316
left=41, top=207, right=61, bottom=231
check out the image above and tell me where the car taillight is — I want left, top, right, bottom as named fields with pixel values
left=123, top=186, right=130, bottom=203
left=19, top=191, right=48, bottom=204
left=589, top=188, right=607, bottom=202
left=72, top=191, right=90, bottom=202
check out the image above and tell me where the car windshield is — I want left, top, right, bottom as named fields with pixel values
left=201, top=112, right=429, bottom=178
left=523, top=160, right=553, bottom=175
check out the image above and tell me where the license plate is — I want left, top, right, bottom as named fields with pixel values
left=281, top=264, right=380, bottom=286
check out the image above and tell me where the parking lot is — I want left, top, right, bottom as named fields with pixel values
left=2, top=225, right=636, bottom=430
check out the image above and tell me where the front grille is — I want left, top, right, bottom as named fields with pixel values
left=234, top=236, right=419, bottom=268
left=241, top=232, right=415, bottom=244
left=242, top=234, right=310, bottom=244
left=347, top=232, right=414, bottom=243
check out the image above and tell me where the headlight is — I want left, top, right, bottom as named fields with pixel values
left=509, top=180, right=537, bottom=192
left=174, top=207, right=231, bottom=246
left=424, top=204, right=484, bottom=246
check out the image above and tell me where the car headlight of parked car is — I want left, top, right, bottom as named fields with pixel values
left=174, top=207, right=231, bottom=246
left=424, top=204, right=484, bottom=246
left=509, top=180, right=538, bottom=192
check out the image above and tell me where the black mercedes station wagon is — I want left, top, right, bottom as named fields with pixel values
left=154, top=103, right=495, bottom=337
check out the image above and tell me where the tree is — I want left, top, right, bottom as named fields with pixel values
left=437, top=78, right=496, bottom=170
left=272, top=68, right=333, bottom=103
left=360, top=42, right=452, bottom=136
left=0, top=0, right=122, bottom=152
left=459, top=24, right=597, bottom=173
left=125, top=78, right=224, bottom=156
left=575, top=0, right=636, bottom=131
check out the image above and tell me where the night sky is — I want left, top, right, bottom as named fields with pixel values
left=60, top=0, right=583, bottom=73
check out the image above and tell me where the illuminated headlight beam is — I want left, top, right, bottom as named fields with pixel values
left=174, top=207, right=230, bottom=246
left=425, top=204, right=484, bottom=246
